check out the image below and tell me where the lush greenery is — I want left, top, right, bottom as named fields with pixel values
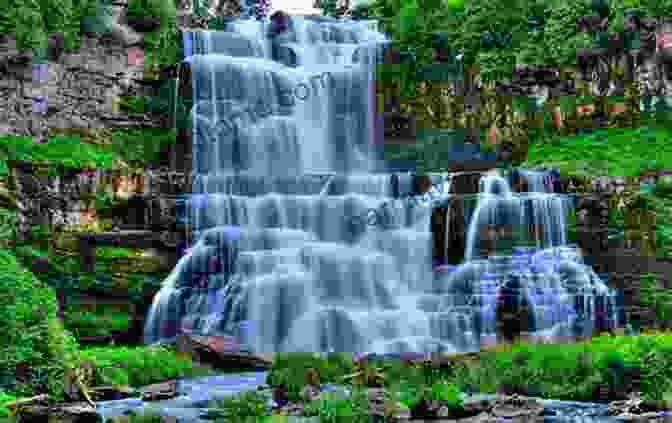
left=0, top=391, right=17, bottom=419
left=0, top=128, right=177, bottom=177
left=522, top=125, right=672, bottom=178
left=75, top=343, right=218, bottom=388
left=0, top=250, right=81, bottom=402
left=61, top=303, right=131, bottom=338
left=0, top=0, right=180, bottom=64
left=369, top=0, right=672, bottom=94
left=0, top=135, right=116, bottom=176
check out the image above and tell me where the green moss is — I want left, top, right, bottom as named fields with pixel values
left=523, top=125, right=672, bottom=177
left=62, top=304, right=131, bottom=338
left=76, top=344, right=217, bottom=388
left=0, top=135, right=116, bottom=176
left=0, top=250, right=81, bottom=400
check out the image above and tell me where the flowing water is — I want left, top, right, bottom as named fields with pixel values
left=143, top=15, right=621, bottom=355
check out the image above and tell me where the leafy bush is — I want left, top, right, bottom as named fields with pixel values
left=654, top=176, right=672, bottom=198
left=62, top=304, right=131, bottom=338
left=76, top=344, right=215, bottom=388
left=0, top=250, right=81, bottom=399
left=0, top=390, right=17, bottom=418
left=0, top=135, right=116, bottom=176
left=302, top=389, right=368, bottom=423
left=205, top=390, right=269, bottom=421
left=639, top=273, right=672, bottom=328
left=267, top=352, right=353, bottom=400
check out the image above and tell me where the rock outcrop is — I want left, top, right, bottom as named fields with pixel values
left=175, top=332, right=274, bottom=370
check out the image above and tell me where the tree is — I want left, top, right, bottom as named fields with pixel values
left=316, top=0, right=339, bottom=16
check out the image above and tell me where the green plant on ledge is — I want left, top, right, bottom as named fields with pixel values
left=303, top=388, right=370, bottom=423
left=204, top=390, right=269, bottom=421
left=341, top=359, right=388, bottom=387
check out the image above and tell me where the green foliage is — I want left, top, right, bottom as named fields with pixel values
left=639, top=273, right=672, bottom=327
left=341, top=359, right=388, bottom=387
left=0, top=390, right=17, bottom=418
left=429, top=380, right=463, bottom=409
left=0, top=250, right=81, bottom=400
left=350, top=2, right=371, bottom=19
left=0, top=208, right=16, bottom=242
left=109, top=127, right=176, bottom=166
left=0, top=135, right=116, bottom=176
left=0, top=0, right=177, bottom=62
left=638, top=343, right=672, bottom=401
left=267, top=353, right=354, bottom=401
left=62, top=304, right=131, bottom=338
left=316, top=0, right=338, bottom=16
left=76, top=344, right=215, bottom=388
left=205, top=390, right=269, bottom=421
left=654, top=176, right=672, bottom=198
left=0, top=250, right=64, bottom=365
left=303, top=388, right=369, bottom=423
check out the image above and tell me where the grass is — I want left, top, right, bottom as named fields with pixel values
left=522, top=123, right=672, bottom=177
left=73, top=343, right=220, bottom=389
left=0, top=391, right=17, bottom=419
left=0, top=135, right=116, bottom=176
left=61, top=304, right=131, bottom=338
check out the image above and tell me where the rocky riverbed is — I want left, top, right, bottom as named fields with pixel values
left=88, top=371, right=672, bottom=423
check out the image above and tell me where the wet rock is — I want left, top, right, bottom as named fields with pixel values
left=606, top=392, right=670, bottom=418
left=491, top=394, right=544, bottom=420
left=123, top=15, right=161, bottom=33
left=89, top=385, right=139, bottom=402
left=301, top=384, right=321, bottom=402
left=141, top=380, right=178, bottom=401
left=175, top=333, right=273, bottom=370
left=10, top=398, right=99, bottom=423
left=268, top=11, right=290, bottom=37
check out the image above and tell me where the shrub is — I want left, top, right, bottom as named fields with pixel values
left=267, top=352, right=351, bottom=400
left=0, top=390, right=17, bottom=418
left=654, top=176, right=672, bottom=197
left=0, top=250, right=81, bottom=400
left=205, top=390, right=269, bottom=421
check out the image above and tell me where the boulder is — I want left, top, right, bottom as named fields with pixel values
left=88, top=385, right=139, bottom=401
left=268, top=11, right=290, bottom=37
left=8, top=397, right=99, bottom=423
left=175, top=332, right=273, bottom=370
left=141, top=379, right=178, bottom=401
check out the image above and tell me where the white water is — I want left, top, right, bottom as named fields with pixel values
left=143, top=16, right=621, bottom=354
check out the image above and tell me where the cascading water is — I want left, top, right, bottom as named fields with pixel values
left=442, top=168, right=620, bottom=346
left=143, top=15, right=621, bottom=354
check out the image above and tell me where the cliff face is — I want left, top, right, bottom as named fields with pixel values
left=0, top=0, right=241, bottom=144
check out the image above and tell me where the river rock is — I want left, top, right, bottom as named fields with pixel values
left=89, top=385, right=139, bottom=401
left=606, top=392, right=671, bottom=418
left=141, top=379, right=178, bottom=401
left=301, top=384, right=321, bottom=402
left=175, top=333, right=273, bottom=370
left=11, top=399, right=98, bottom=423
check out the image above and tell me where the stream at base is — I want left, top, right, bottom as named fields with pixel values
left=94, top=371, right=671, bottom=423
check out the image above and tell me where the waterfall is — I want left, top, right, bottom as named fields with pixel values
left=143, top=16, right=621, bottom=353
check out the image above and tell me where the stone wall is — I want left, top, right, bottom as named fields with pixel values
left=558, top=173, right=671, bottom=331
left=8, top=159, right=192, bottom=248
